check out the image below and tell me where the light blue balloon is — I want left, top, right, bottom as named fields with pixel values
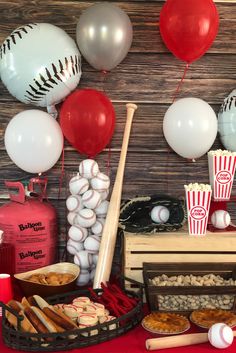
left=218, top=89, right=236, bottom=151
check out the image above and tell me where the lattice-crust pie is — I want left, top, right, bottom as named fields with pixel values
left=142, top=312, right=190, bottom=334
left=190, top=309, right=236, bottom=329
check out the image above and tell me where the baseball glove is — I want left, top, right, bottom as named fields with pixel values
left=119, top=195, right=186, bottom=233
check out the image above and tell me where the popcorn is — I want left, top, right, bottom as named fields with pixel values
left=184, top=183, right=211, bottom=192
left=208, top=150, right=236, bottom=200
left=185, top=183, right=212, bottom=236
left=208, top=149, right=236, bottom=157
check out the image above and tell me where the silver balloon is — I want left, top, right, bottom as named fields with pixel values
left=218, top=89, right=236, bottom=151
left=76, top=3, right=133, bottom=71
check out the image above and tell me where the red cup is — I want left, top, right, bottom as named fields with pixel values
left=0, top=274, right=13, bottom=316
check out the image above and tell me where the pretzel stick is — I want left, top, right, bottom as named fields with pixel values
left=93, top=103, right=138, bottom=289
left=146, top=331, right=236, bottom=350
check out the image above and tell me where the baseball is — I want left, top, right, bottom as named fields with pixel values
left=150, top=205, right=170, bottom=224
left=211, top=210, right=231, bottom=229
left=69, top=175, right=89, bottom=195
left=98, top=189, right=110, bottom=201
left=84, top=235, right=101, bottom=254
left=91, top=218, right=105, bottom=235
left=95, top=200, right=109, bottom=218
left=90, top=172, right=110, bottom=192
left=67, top=212, right=77, bottom=226
left=79, top=159, right=99, bottom=179
left=68, top=225, right=88, bottom=242
left=75, top=209, right=96, bottom=228
left=74, top=250, right=93, bottom=269
left=67, top=238, right=84, bottom=255
left=208, top=323, right=233, bottom=349
left=76, top=269, right=90, bottom=286
left=66, top=195, right=83, bottom=212
left=92, top=253, right=99, bottom=266
left=82, top=189, right=102, bottom=209
left=90, top=268, right=96, bottom=281
left=0, top=23, right=81, bottom=109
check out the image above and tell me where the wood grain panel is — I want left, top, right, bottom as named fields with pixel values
left=0, top=53, right=235, bottom=104
left=0, top=1, right=236, bottom=54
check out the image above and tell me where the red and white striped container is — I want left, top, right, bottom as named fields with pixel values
left=208, top=152, right=236, bottom=201
left=185, top=187, right=212, bottom=236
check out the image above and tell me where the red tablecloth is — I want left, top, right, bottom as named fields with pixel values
left=1, top=320, right=236, bottom=353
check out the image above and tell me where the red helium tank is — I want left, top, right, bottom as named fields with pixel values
left=0, top=178, right=57, bottom=273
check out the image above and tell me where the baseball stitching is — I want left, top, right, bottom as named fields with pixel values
left=79, top=210, right=95, bottom=220
left=96, top=173, right=109, bottom=182
left=221, top=95, right=236, bottom=113
left=0, top=23, right=38, bottom=59
left=78, top=180, right=89, bottom=194
left=220, top=324, right=231, bottom=346
left=223, top=211, right=228, bottom=228
left=24, top=54, right=81, bottom=104
left=91, top=161, right=98, bottom=177
left=83, top=190, right=94, bottom=202
left=67, top=195, right=80, bottom=212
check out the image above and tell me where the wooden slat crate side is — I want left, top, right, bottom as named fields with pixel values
left=124, top=232, right=236, bottom=252
left=124, top=269, right=143, bottom=283
left=125, top=253, right=236, bottom=268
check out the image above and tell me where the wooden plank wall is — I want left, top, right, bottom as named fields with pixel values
left=0, top=1, right=236, bottom=259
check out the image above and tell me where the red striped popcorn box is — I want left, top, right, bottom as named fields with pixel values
left=208, top=152, right=236, bottom=201
left=185, top=186, right=212, bottom=236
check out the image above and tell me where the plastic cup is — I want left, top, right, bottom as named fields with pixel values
left=185, top=189, right=212, bottom=236
left=0, top=274, right=13, bottom=316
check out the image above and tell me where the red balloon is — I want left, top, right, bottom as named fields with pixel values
left=59, top=89, right=115, bottom=157
left=160, top=0, right=219, bottom=63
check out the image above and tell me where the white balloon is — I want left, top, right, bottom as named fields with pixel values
left=163, top=98, right=217, bottom=160
left=0, top=23, right=81, bottom=113
left=4, top=109, right=63, bottom=173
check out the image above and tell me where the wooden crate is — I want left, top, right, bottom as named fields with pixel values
left=143, top=262, right=236, bottom=314
left=123, top=228, right=236, bottom=291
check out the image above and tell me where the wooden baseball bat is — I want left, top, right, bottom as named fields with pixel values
left=93, top=103, right=138, bottom=289
left=146, top=331, right=236, bottom=350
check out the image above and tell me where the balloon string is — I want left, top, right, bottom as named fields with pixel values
left=172, top=63, right=189, bottom=103
left=165, top=63, right=189, bottom=194
left=58, top=140, right=67, bottom=262
left=106, top=143, right=112, bottom=177
left=58, top=140, right=65, bottom=200
left=100, top=70, right=108, bottom=95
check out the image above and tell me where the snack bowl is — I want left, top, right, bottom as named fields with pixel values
left=14, top=262, right=80, bottom=297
